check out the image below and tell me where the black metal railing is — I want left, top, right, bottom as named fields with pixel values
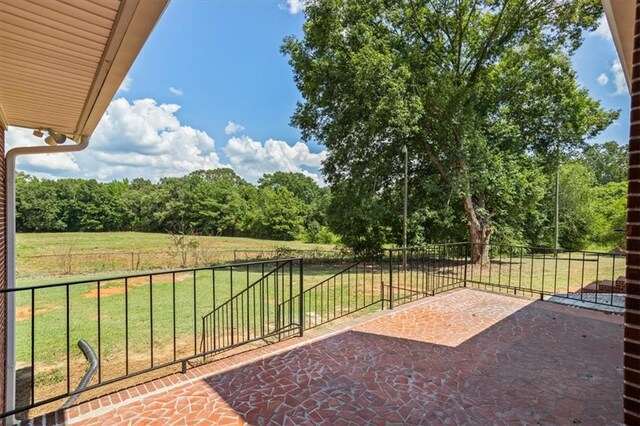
left=300, top=244, right=468, bottom=329
left=6, top=241, right=626, bottom=420
left=465, top=242, right=626, bottom=308
left=387, top=243, right=468, bottom=308
left=2, top=258, right=302, bottom=419
left=301, top=259, right=386, bottom=329
left=200, top=259, right=303, bottom=354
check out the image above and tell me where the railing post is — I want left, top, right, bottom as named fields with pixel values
left=380, top=258, right=384, bottom=311
left=276, top=304, right=281, bottom=341
left=388, top=250, right=394, bottom=309
left=464, top=243, right=469, bottom=287
left=289, top=260, right=293, bottom=331
left=230, top=266, right=234, bottom=346
left=299, top=259, right=304, bottom=337
left=201, top=317, right=206, bottom=353
left=275, top=263, right=280, bottom=341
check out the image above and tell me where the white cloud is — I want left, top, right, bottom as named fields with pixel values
left=224, top=136, right=326, bottom=183
left=281, top=0, right=305, bottom=14
left=593, top=17, right=612, bottom=41
left=7, top=98, right=327, bottom=184
left=611, top=60, right=628, bottom=96
left=299, top=169, right=326, bottom=186
left=597, top=73, right=609, bottom=86
left=224, top=121, right=245, bottom=135
left=117, top=76, right=132, bottom=93
left=7, top=98, right=222, bottom=181
left=85, top=98, right=222, bottom=180
left=169, top=86, right=183, bottom=96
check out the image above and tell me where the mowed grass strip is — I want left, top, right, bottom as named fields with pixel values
left=17, top=232, right=336, bottom=256
left=16, top=232, right=338, bottom=279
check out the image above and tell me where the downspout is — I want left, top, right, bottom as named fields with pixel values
left=4, top=136, right=89, bottom=424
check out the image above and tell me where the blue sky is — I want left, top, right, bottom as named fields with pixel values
left=573, top=17, right=630, bottom=144
left=127, top=0, right=307, bottom=148
left=6, top=1, right=630, bottom=183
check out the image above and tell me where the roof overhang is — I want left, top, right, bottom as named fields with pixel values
left=0, top=0, right=169, bottom=141
left=602, top=0, right=635, bottom=90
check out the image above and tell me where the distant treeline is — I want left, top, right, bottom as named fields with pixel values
left=16, top=141, right=628, bottom=252
left=16, top=169, right=338, bottom=244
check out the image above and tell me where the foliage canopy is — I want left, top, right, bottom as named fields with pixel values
left=283, top=0, right=617, bottom=260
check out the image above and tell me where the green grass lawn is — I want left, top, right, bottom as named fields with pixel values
left=12, top=232, right=342, bottom=407
left=19, top=262, right=382, bottom=361
left=16, top=232, right=338, bottom=279
left=17, top=232, right=336, bottom=256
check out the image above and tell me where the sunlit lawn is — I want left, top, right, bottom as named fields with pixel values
left=16, top=232, right=337, bottom=279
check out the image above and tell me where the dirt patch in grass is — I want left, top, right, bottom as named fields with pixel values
left=83, top=287, right=125, bottom=299
left=16, top=305, right=60, bottom=321
left=83, top=273, right=193, bottom=299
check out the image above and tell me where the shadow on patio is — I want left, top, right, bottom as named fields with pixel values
left=67, top=289, right=623, bottom=425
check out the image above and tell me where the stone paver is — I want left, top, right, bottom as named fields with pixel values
left=545, top=293, right=625, bottom=313
left=60, top=289, right=622, bottom=425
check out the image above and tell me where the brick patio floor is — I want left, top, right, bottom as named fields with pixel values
left=51, top=289, right=622, bottom=425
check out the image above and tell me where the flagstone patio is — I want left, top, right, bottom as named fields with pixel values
left=39, top=289, right=622, bottom=425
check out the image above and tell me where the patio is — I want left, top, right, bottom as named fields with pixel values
left=37, top=288, right=622, bottom=425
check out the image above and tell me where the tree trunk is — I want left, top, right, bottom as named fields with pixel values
left=461, top=194, right=492, bottom=265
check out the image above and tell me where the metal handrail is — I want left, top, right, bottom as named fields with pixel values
left=202, top=260, right=291, bottom=320
left=302, top=261, right=362, bottom=294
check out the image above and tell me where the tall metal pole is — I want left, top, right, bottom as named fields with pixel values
left=554, top=146, right=560, bottom=254
left=402, top=145, right=408, bottom=270
left=554, top=167, right=559, bottom=252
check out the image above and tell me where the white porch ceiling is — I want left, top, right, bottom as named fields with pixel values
left=0, top=0, right=169, bottom=141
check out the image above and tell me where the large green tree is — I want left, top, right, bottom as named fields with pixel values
left=16, top=173, right=66, bottom=232
left=245, top=186, right=305, bottom=240
left=283, top=0, right=617, bottom=263
left=590, top=181, right=626, bottom=249
left=258, top=172, right=333, bottom=242
left=259, top=172, right=320, bottom=205
left=582, top=141, right=627, bottom=185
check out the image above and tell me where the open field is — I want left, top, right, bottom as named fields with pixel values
left=17, top=232, right=336, bottom=256
left=16, top=232, right=338, bottom=280
left=12, top=232, right=342, bottom=415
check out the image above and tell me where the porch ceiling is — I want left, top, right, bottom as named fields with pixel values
left=0, top=0, right=169, bottom=141
left=602, top=0, right=635, bottom=90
